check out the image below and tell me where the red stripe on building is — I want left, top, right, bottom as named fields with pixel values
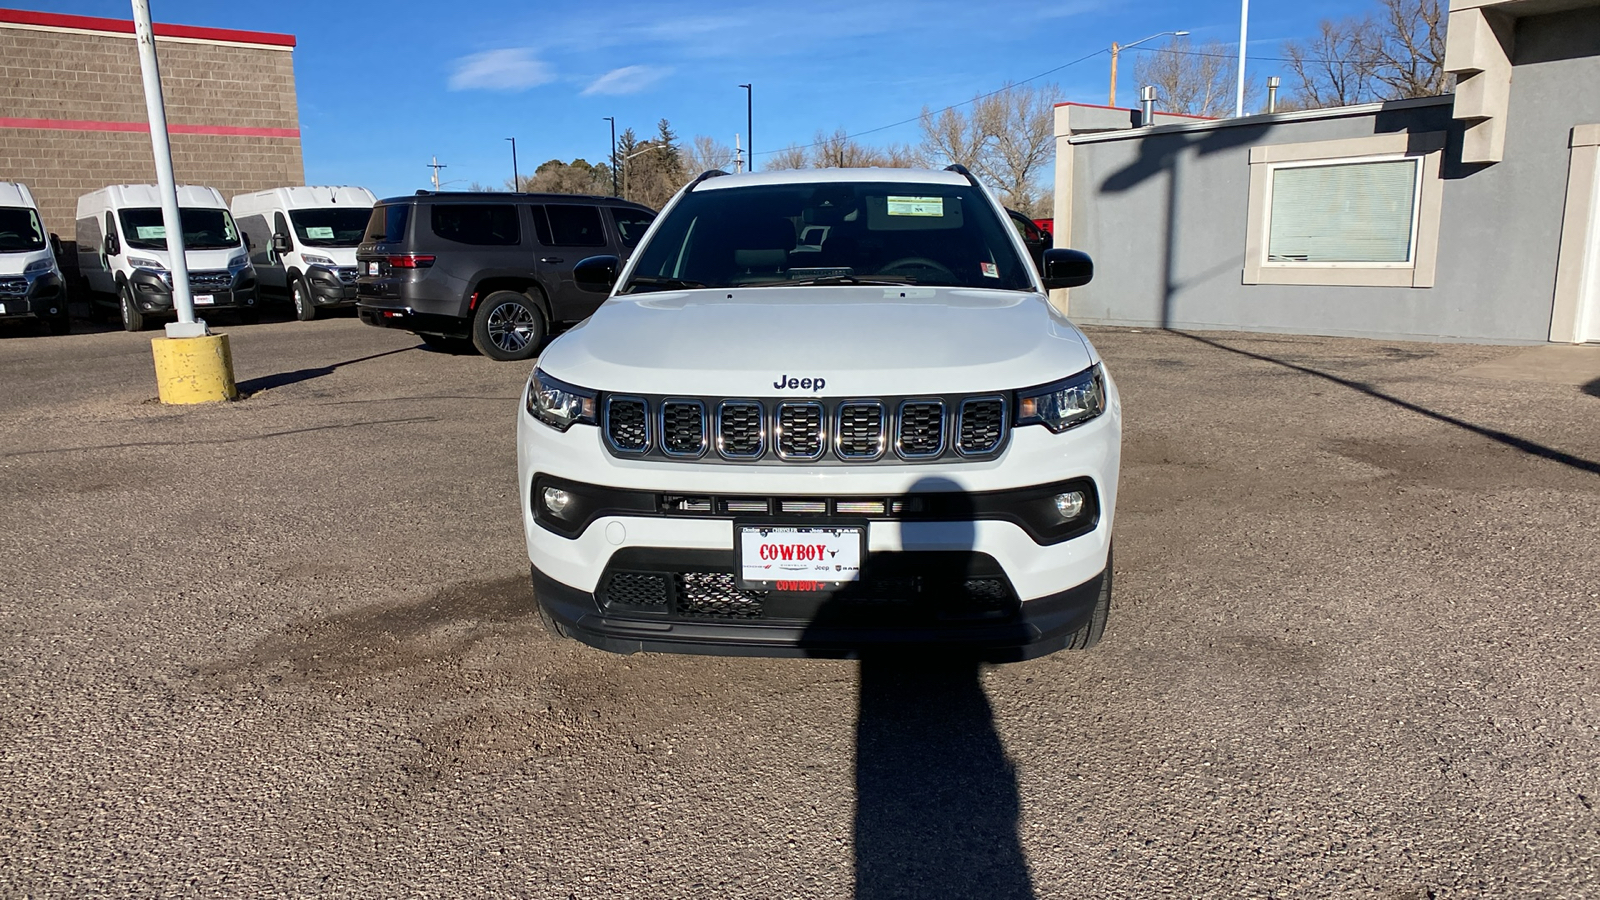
left=0, top=8, right=296, bottom=47
left=0, top=116, right=299, bottom=138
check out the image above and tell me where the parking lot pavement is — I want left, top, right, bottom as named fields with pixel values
left=1, top=315, right=1596, bottom=898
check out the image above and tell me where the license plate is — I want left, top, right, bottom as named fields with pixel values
left=193, top=294, right=214, bottom=305
left=737, top=525, right=864, bottom=590
left=367, top=261, right=380, bottom=275
left=0, top=302, right=8, bottom=315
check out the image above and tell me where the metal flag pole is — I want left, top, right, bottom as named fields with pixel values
left=131, top=0, right=200, bottom=338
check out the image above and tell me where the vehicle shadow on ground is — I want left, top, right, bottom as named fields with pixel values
left=799, top=478, right=1035, bottom=898
left=237, top=346, right=416, bottom=395
left=1173, top=330, right=1600, bottom=477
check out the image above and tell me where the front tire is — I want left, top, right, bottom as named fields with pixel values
left=471, top=290, right=545, bottom=361
left=292, top=277, right=318, bottom=321
left=118, top=282, right=145, bottom=332
left=1065, top=546, right=1113, bottom=650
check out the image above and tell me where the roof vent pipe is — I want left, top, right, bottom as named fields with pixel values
left=1268, top=76, right=1281, bottom=114
left=1140, top=86, right=1158, bottom=127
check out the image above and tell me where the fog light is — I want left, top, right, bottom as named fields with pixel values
left=542, top=487, right=572, bottom=516
left=1053, top=490, right=1085, bottom=520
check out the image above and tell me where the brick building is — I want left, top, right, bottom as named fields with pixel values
left=0, top=7, right=303, bottom=240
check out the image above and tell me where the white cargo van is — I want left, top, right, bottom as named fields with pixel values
left=75, top=184, right=258, bottom=331
left=231, top=186, right=375, bottom=321
left=0, top=182, right=69, bottom=335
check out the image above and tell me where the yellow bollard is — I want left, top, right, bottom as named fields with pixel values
left=150, top=333, right=238, bottom=404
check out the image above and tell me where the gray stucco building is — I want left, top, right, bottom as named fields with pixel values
left=1050, top=0, right=1600, bottom=345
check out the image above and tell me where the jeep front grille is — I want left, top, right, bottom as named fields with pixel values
left=896, top=401, right=945, bottom=459
left=605, top=397, right=649, bottom=453
left=661, top=400, right=707, bottom=457
left=601, top=393, right=1009, bottom=464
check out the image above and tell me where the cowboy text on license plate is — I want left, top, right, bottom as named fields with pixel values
left=737, top=525, right=863, bottom=590
left=193, top=294, right=214, bottom=305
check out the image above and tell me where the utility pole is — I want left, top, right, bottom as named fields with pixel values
left=1235, top=0, right=1250, bottom=117
left=734, top=133, right=743, bottom=173
left=505, top=137, right=518, bottom=191
left=739, top=84, right=753, bottom=173
left=602, top=116, right=617, bottom=196
left=428, top=156, right=447, bottom=191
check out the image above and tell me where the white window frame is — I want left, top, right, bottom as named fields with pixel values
left=1244, top=132, right=1445, bottom=288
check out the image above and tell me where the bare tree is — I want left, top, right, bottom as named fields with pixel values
left=1132, top=38, right=1255, bottom=118
left=917, top=82, right=1061, bottom=216
left=1282, top=0, right=1449, bottom=110
left=765, top=144, right=809, bottom=171
left=686, top=135, right=735, bottom=174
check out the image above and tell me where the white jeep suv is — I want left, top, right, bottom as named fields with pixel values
left=516, top=166, right=1121, bottom=660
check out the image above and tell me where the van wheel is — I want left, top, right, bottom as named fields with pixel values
left=471, top=291, right=545, bottom=361
left=118, top=282, right=145, bottom=332
left=292, top=277, right=318, bottom=321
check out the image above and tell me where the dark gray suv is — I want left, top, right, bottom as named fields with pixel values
left=355, top=192, right=656, bottom=360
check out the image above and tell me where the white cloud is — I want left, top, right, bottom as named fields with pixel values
left=448, top=48, right=555, bottom=92
left=581, top=65, right=671, bottom=96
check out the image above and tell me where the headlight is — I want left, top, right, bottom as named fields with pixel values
left=128, top=257, right=164, bottom=270
left=1016, top=364, right=1106, bottom=433
left=227, top=254, right=250, bottom=270
left=526, top=368, right=597, bottom=432
left=301, top=254, right=335, bottom=267
left=23, top=258, right=54, bottom=276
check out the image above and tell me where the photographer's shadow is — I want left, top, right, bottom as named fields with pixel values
left=802, top=477, right=1035, bottom=899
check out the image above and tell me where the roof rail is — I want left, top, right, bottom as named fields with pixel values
left=944, top=164, right=980, bottom=187
left=687, top=169, right=729, bottom=190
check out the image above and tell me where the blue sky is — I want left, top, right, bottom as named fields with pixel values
left=54, top=0, right=1376, bottom=199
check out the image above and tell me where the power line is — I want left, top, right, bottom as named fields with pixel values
left=754, top=46, right=1110, bottom=156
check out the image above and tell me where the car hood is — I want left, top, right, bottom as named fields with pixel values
left=0, top=249, right=55, bottom=277
left=537, top=285, right=1097, bottom=397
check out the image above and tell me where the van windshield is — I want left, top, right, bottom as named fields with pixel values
left=118, top=207, right=240, bottom=251
left=622, top=181, right=1034, bottom=293
left=0, top=206, right=46, bottom=253
left=290, top=208, right=371, bottom=247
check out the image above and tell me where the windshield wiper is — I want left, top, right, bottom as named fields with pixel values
left=778, top=274, right=918, bottom=286
left=622, top=276, right=708, bottom=293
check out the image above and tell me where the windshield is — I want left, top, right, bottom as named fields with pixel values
left=118, top=207, right=240, bottom=251
left=622, top=181, right=1034, bottom=293
left=0, top=206, right=46, bottom=253
left=289, top=207, right=371, bottom=247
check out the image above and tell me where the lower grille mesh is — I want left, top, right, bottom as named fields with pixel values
left=603, top=572, right=669, bottom=609
left=674, top=572, right=764, bottom=618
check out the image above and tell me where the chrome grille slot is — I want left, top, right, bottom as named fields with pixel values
left=776, top=402, right=825, bottom=461
left=957, top=397, right=1006, bottom=456
left=605, top=396, right=649, bottom=453
left=835, top=401, right=886, bottom=460
left=895, top=401, right=945, bottom=459
left=723, top=499, right=771, bottom=514
left=716, top=401, right=765, bottom=459
left=779, top=499, right=827, bottom=514
left=660, top=399, right=707, bottom=458
left=835, top=500, right=887, bottom=515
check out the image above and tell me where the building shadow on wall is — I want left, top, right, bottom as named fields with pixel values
left=799, top=478, right=1035, bottom=899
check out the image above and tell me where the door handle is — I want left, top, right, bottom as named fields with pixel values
left=540, top=256, right=564, bottom=264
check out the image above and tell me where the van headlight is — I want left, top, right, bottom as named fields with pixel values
left=301, top=254, right=335, bottom=267
left=227, top=254, right=249, bottom=270
left=1016, top=364, right=1106, bottom=433
left=526, top=368, right=597, bottom=432
left=23, top=258, right=54, bottom=276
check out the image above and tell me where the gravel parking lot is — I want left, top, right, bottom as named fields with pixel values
left=2, top=311, right=1597, bottom=898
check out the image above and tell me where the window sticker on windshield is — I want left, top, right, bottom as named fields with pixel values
left=886, top=196, right=944, bottom=217
left=135, top=225, right=166, bottom=240
left=305, top=226, right=335, bottom=240
left=981, top=262, right=999, bottom=278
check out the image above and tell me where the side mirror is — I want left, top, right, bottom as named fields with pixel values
left=104, top=233, right=119, bottom=256
left=241, top=233, right=253, bottom=251
left=1040, top=248, right=1093, bottom=290
left=49, top=233, right=63, bottom=259
left=272, top=233, right=292, bottom=254
left=573, top=254, right=621, bottom=293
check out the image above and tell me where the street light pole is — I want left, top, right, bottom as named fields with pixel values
left=602, top=116, right=617, bottom=196
left=1109, top=31, right=1190, bottom=108
left=739, top=83, right=752, bottom=172
left=130, top=0, right=198, bottom=336
left=505, top=137, right=518, bottom=191
left=1235, top=0, right=1250, bottom=117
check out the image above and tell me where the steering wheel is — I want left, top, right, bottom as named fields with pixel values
left=878, top=256, right=957, bottom=280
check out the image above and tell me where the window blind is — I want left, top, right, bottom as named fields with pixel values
left=1267, top=159, right=1419, bottom=263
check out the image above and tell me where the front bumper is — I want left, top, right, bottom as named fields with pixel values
left=0, top=273, right=67, bottom=321
left=517, top=379, right=1122, bottom=658
left=306, top=266, right=358, bottom=307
